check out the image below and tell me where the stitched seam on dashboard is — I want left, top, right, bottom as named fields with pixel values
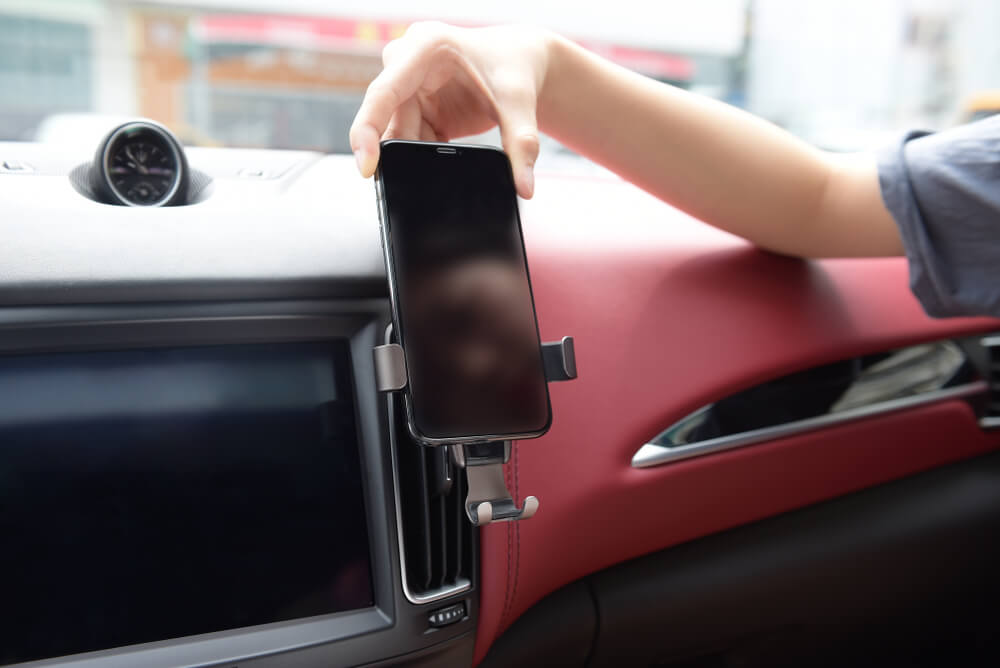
left=510, top=444, right=522, bottom=626
left=499, top=460, right=515, bottom=628
left=498, top=445, right=523, bottom=632
left=504, top=522, right=513, bottom=624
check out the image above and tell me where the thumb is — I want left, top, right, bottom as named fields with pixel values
left=498, top=111, right=541, bottom=199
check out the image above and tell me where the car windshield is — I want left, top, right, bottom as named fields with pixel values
left=0, top=0, right=994, bottom=155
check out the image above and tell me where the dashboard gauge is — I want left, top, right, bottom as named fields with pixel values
left=92, top=121, right=188, bottom=207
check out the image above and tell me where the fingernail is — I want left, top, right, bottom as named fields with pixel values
left=354, top=148, right=367, bottom=175
left=362, top=147, right=381, bottom=178
left=522, top=166, right=535, bottom=198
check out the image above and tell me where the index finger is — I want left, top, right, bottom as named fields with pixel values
left=349, top=37, right=452, bottom=177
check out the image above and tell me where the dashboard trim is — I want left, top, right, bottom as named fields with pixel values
left=0, top=300, right=474, bottom=668
left=632, top=380, right=989, bottom=469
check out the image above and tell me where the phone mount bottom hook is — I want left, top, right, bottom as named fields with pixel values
left=451, top=441, right=539, bottom=526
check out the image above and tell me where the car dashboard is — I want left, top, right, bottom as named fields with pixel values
left=6, top=137, right=1000, bottom=668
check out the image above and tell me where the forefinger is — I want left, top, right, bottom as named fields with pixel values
left=349, top=34, right=451, bottom=177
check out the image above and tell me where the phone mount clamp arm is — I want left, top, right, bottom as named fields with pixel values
left=374, top=335, right=577, bottom=526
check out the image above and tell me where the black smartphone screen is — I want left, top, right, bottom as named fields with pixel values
left=378, top=141, right=551, bottom=442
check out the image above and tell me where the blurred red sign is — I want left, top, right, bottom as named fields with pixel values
left=193, top=14, right=694, bottom=80
left=193, top=14, right=405, bottom=53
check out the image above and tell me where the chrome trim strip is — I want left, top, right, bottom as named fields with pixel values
left=979, top=416, right=1000, bottom=429
left=980, top=335, right=1000, bottom=348
left=632, top=381, right=988, bottom=469
left=385, top=324, right=472, bottom=605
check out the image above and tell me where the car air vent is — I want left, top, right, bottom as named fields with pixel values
left=389, top=392, right=474, bottom=604
left=979, top=335, right=1000, bottom=428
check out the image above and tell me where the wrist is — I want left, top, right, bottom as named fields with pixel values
left=536, top=31, right=573, bottom=133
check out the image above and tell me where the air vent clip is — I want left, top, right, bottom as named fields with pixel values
left=374, top=335, right=577, bottom=526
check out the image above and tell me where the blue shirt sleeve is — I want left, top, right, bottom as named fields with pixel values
left=877, top=115, right=1000, bottom=318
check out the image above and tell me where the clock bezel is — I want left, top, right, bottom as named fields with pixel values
left=98, top=121, right=187, bottom=207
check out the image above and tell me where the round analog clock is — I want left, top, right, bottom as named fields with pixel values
left=92, top=121, right=188, bottom=207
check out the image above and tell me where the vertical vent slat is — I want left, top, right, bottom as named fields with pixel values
left=414, top=446, right=434, bottom=591
left=391, top=392, right=472, bottom=600
left=426, top=446, right=451, bottom=590
left=982, top=337, right=1000, bottom=423
left=434, top=491, right=448, bottom=589
left=447, top=472, right=463, bottom=583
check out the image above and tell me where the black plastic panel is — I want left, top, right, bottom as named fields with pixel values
left=0, top=342, right=374, bottom=665
left=477, top=582, right=596, bottom=668
left=482, top=452, right=1000, bottom=668
left=357, top=632, right=475, bottom=667
left=0, top=301, right=477, bottom=668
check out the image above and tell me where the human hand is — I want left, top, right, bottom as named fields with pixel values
left=349, top=22, right=553, bottom=198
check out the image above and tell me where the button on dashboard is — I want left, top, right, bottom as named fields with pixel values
left=2, top=159, right=33, bottom=173
left=428, top=601, right=466, bottom=628
left=237, top=167, right=269, bottom=179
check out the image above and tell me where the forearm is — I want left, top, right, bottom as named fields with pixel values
left=537, top=35, right=902, bottom=258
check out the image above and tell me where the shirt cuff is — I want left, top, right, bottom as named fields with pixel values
left=876, top=130, right=951, bottom=317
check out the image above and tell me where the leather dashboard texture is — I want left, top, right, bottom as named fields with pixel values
left=472, top=170, right=1000, bottom=664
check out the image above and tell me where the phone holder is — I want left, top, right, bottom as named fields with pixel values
left=374, top=334, right=577, bottom=526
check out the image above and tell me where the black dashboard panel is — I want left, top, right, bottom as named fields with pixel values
left=0, top=341, right=373, bottom=664
left=0, top=297, right=477, bottom=666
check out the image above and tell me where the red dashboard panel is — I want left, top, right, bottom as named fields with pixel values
left=472, top=172, right=1000, bottom=663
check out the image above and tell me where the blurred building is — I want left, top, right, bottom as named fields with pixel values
left=0, top=0, right=102, bottom=140
left=136, top=9, right=389, bottom=151
left=0, top=0, right=748, bottom=151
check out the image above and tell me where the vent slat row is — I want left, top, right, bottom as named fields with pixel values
left=391, top=393, right=472, bottom=599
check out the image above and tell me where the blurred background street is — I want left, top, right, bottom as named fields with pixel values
left=1, top=0, right=997, bottom=157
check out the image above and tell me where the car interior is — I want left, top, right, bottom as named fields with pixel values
left=3, top=2, right=1000, bottom=667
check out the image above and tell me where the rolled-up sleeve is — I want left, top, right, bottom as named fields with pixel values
left=877, top=115, right=1000, bottom=318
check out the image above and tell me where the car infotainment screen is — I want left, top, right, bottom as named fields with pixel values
left=0, top=341, right=373, bottom=665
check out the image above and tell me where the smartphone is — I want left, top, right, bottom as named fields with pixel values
left=375, top=140, right=552, bottom=445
